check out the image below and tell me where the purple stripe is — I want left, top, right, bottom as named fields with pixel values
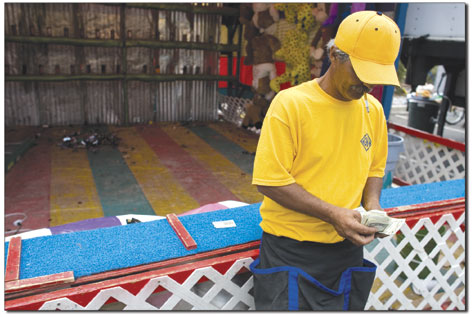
left=49, top=217, right=121, bottom=235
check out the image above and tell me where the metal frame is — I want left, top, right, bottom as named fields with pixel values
left=4, top=3, right=242, bottom=125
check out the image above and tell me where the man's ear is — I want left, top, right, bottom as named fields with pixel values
left=328, top=46, right=337, bottom=63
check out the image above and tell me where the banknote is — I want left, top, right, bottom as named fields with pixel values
left=355, top=207, right=405, bottom=236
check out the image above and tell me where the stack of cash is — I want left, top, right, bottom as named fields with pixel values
left=355, top=207, right=405, bottom=236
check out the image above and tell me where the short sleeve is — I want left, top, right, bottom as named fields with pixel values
left=252, top=98, right=296, bottom=186
left=368, top=107, right=388, bottom=178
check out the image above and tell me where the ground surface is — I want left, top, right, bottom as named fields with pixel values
left=5, top=122, right=263, bottom=235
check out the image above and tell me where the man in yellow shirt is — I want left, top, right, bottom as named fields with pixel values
left=250, top=11, right=401, bottom=310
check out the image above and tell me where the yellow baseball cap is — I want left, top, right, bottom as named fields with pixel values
left=334, top=11, right=401, bottom=87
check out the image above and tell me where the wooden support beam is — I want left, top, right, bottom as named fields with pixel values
left=5, top=36, right=239, bottom=52
left=126, top=40, right=239, bottom=52
left=120, top=3, right=128, bottom=126
left=5, top=272, right=75, bottom=294
left=6, top=35, right=121, bottom=47
left=123, top=3, right=239, bottom=16
left=166, top=214, right=197, bottom=250
left=5, top=74, right=237, bottom=82
left=5, top=237, right=22, bottom=282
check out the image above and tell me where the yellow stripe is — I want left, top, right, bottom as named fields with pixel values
left=109, top=126, right=199, bottom=216
left=49, top=129, right=103, bottom=226
left=208, top=122, right=259, bottom=154
left=161, top=123, right=263, bottom=204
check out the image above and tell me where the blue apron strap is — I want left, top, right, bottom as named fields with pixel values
left=250, top=257, right=301, bottom=310
left=288, top=270, right=299, bottom=310
left=340, top=270, right=353, bottom=310
left=342, top=259, right=377, bottom=310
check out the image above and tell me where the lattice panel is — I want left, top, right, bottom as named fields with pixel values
left=364, top=213, right=465, bottom=310
left=217, top=94, right=250, bottom=126
left=390, top=129, right=465, bottom=184
left=38, top=257, right=255, bottom=311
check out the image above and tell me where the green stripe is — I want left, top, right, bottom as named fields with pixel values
left=187, top=125, right=254, bottom=175
left=87, top=133, right=155, bottom=217
left=5, top=138, right=36, bottom=173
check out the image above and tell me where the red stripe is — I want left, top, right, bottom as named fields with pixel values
left=385, top=198, right=465, bottom=214
left=388, top=122, right=466, bottom=152
left=5, top=138, right=52, bottom=232
left=137, top=125, right=240, bottom=205
left=392, top=176, right=411, bottom=186
left=5, top=237, right=22, bottom=282
left=166, top=213, right=197, bottom=250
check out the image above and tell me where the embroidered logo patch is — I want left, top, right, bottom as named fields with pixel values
left=360, top=133, right=372, bottom=151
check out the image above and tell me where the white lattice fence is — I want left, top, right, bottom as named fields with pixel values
left=364, top=212, right=465, bottom=310
left=389, top=123, right=465, bottom=184
left=39, top=258, right=254, bottom=311
left=5, top=251, right=258, bottom=311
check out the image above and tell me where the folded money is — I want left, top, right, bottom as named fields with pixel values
left=355, top=207, right=405, bottom=236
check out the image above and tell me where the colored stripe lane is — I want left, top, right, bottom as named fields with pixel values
left=110, top=126, right=199, bottom=216
left=87, top=131, right=156, bottom=217
left=161, top=124, right=263, bottom=204
left=138, top=124, right=240, bottom=206
left=5, top=135, right=52, bottom=233
left=49, top=128, right=103, bottom=227
left=208, top=122, right=259, bottom=154
left=187, top=125, right=255, bottom=175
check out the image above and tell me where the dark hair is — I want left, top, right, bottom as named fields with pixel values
left=326, top=39, right=350, bottom=61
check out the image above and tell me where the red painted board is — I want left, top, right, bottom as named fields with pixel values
left=388, top=122, right=466, bottom=152
left=5, top=237, right=22, bottom=282
left=5, top=271, right=75, bottom=294
left=166, top=213, right=197, bottom=250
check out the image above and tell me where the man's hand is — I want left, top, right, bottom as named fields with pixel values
left=256, top=183, right=380, bottom=245
left=331, top=207, right=378, bottom=246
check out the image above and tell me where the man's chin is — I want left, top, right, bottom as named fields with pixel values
left=347, top=93, right=363, bottom=100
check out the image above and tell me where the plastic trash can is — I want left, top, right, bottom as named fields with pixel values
left=407, top=96, right=440, bottom=133
left=383, top=133, right=405, bottom=189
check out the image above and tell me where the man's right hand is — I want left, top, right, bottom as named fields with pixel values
left=330, top=207, right=378, bottom=246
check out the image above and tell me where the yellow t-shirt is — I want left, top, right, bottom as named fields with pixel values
left=252, top=79, right=388, bottom=243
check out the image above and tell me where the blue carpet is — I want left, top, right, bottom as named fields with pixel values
left=7, top=204, right=263, bottom=280
left=5, top=179, right=465, bottom=280
left=380, top=179, right=465, bottom=209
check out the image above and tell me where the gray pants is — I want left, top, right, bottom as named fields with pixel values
left=251, top=232, right=376, bottom=311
